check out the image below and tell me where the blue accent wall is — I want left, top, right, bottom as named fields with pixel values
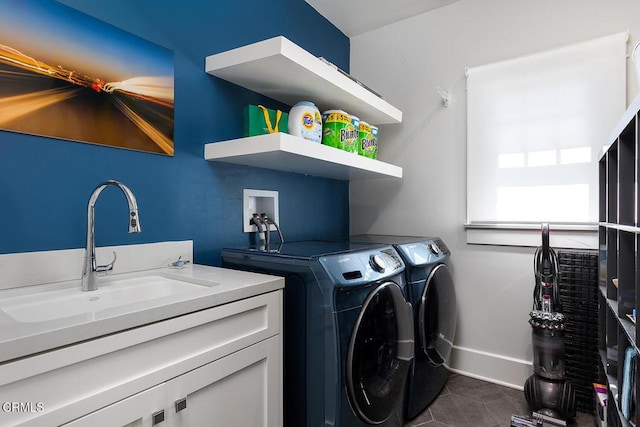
left=0, top=0, right=350, bottom=265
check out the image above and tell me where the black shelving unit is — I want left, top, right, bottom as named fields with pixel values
left=598, top=94, right=640, bottom=427
left=558, top=250, right=600, bottom=413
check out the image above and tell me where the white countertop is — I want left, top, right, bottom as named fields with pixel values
left=0, top=264, right=284, bottom=363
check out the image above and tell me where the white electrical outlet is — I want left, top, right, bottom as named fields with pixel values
left=243, top=189, right=279, bottom=233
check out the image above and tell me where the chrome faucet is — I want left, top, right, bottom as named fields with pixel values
left=81, top=180, right=141, bottom=291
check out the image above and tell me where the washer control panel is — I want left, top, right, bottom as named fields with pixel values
left=320, top=246, right=405, bottom=285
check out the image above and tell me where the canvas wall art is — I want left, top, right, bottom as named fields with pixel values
left=0, top=0, right=174, bottom=155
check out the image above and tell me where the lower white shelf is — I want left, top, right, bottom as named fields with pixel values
left=203, top=133, right=403, bottom=180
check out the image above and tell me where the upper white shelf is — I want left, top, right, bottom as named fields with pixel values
left=204, top=133, right=403, bottom=180
left=205, top=36, right=403, bottom=125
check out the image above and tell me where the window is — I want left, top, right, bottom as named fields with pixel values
left=466, top=32, right=627, bottom=243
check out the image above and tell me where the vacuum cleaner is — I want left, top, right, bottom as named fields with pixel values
left=524, top=224, right=576, bottom=421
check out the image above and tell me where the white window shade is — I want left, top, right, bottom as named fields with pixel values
left=466, top=32, right=627, bottom=227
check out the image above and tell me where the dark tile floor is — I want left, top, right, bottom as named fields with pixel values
left=404, top=374, right=596, bottom=427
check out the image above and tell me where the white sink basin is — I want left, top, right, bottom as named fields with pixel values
left=0, top=275, right=211, bottom=323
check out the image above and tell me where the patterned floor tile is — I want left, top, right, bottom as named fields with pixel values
left=429, top=393, right=500, bottom=426
left=403, top=374, right=596, bottom=427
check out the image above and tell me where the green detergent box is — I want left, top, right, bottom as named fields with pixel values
left=243, top=105, right=288, bottom=137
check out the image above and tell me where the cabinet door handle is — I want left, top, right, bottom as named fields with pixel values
left=152, top=409, right=165, bottom=425
left=175, top=397, right=187, bottom=413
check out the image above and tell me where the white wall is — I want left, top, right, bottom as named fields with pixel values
left=348, top=0, right=640, bottom=388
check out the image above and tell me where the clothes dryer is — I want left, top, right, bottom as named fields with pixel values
left=349, top=235, right=457, bottom=420
left=221, top=241, right=414, bottom=427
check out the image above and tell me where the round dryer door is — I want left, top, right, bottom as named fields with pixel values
left=346, top=282, right=414, bottom=425
left=418, top=263, right=457, bottom=366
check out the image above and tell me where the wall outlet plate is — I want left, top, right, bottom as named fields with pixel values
left=243, top=189, right=279, bottom=233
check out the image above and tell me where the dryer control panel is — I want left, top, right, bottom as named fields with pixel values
left=395, top=238, right=450, bottom=268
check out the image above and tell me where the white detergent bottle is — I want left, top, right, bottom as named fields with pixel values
left=288, top=101, right=322, bottom=143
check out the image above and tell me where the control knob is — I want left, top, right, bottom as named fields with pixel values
left=370, top=254, right=386, bottom=273
left=429, top=243, right=440, bottom=255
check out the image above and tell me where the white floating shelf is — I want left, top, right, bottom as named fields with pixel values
left=205, top=36, right=402, bottom=125
left=204, top=133, right=403, bottom=180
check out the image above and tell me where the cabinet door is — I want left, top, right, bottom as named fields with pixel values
left=62, top=384, right=167, bottom=427
left=167, top=335, right=282, bottom=427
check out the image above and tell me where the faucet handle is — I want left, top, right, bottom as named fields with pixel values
left=168, top=256, right=190, bottom=269
left=95, top=251, right=117, bottom=275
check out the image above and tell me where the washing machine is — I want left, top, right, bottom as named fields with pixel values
left=349, top=235, right=457, bottom=420
left=221, top=240, right=414, bottom=427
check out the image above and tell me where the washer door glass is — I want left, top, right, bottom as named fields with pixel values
left=419, top=263, right=457, bottom=366
left=346, top=282, right=413, bottom=424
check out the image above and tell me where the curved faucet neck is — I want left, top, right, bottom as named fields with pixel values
left=81, top=180, right=141, bottom=291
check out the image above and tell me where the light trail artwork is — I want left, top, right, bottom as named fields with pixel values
left=0, top=0, right=174, bottom=155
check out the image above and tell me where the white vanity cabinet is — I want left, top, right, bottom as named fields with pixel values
left=0, top=289, right=282, bottom=427
left=63, top=383, right=167, bottom=427
left=166, top=335, right=280, bottom=427
left=64, top=336, right=280, bottom=427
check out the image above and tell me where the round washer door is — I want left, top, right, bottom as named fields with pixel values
left=418, top=263, right=457, bottom=366
left=346, top=281, right=414, bottom=424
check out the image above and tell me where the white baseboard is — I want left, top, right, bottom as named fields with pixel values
left=0, top=241, right=193, bottom=291
left=449, top=345, right=533, bottom=390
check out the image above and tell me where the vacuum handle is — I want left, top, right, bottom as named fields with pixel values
left=541, top=223, right=549, bottom=261
left=540, top=223, right=553, bottom=282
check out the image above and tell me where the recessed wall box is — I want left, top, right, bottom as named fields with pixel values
left=243, top=189, right=279, bottom=233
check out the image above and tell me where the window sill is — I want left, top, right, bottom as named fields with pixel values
left=464, top=223, right=598, bottom=249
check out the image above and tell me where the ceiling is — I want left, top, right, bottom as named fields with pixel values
left=305, top=0, right=462, bottom=37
